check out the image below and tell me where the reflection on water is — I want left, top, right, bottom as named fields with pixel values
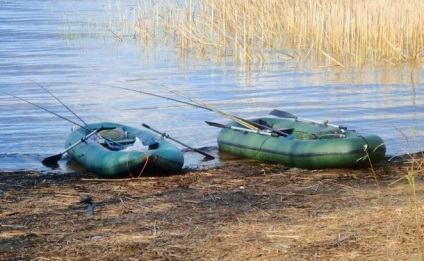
left=0, top=0, right=423, bottom=173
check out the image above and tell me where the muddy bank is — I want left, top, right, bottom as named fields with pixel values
left=1, top=155, right=423, bottom=260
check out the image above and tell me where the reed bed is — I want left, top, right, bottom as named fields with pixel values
left=109, top=0, right=424, bottom=68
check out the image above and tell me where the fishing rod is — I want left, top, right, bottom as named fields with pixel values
left=137, top=78, right=260, bottom=131
left=1, top=90, right=103, bottom=167
left=100, top=82, right=290, bottom=136
left=32, top=80, right=90, bottom=127
left=38, top=82, right=216, bottom=159
left=1, top=90, right=90, bottom=131
left=96, top=83, right=209, bottom=110
left=33, top=84, right=147, bottom=154
left=6, top=85, right=215, bottom=161
left=2, top=90, right=131, bottom=167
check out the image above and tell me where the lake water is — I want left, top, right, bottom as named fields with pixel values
left=1, top=0, right=423, bottom=174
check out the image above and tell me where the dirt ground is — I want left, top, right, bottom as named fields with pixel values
left=1, top=154, right=424, bottom=261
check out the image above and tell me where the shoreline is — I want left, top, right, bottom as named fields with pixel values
left=1, top=155, right=423, bottom=260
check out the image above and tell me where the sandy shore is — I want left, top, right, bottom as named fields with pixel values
left=1, top=155, right=423, bottom=260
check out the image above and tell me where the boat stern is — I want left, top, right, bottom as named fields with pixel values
left=357, top=134, right=387, bottom=165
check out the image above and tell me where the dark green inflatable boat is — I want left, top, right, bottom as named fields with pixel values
left=215, top=116, right=386, bottom=169
left=65, top=122, right=184, bottom=178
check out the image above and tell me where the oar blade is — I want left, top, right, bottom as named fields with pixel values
left=142, top=123, right=215, bottom=160
left=205, top=121, right=227, bottom=128
left=41, top=154, right=62, bottom=167
left=191, top=148, right=215, bottom=160
left=41, top=126, right=107, bottom=168
left=269, top=109, right=297, bottom=119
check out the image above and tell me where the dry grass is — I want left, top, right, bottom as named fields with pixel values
left=105, top=0, right=424, bottom=69
left=1, top=155, right=424, bottom=260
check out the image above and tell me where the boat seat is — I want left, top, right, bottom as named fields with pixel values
left=99, top=127, right=126, bottom=140
left=99, top=138, right=136, bottom=145
left=277, top=128, right=294, bottom=135
left=111, top=138, right=137, bottom=145
left=99, top=138, right=136, bottom=150
left=142, top=137, right=159, bottom=150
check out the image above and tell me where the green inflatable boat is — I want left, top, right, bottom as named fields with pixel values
left=213, top=113, right=386, bottom=169
left=65, top=122, right=184, bottom=178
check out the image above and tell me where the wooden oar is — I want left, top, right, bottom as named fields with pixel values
left=42, top=126, right=109, bottom=167
left=141, top=123, right=215, bottom=159
left=269, top=109, right=347, bottom=130
left=205, top=121, right=294, bottom=137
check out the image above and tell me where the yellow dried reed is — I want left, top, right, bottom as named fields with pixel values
left=111, top=0, right=424, bottom=68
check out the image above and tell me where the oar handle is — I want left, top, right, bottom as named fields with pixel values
left=229, top=125, right=277, bottom=136
left=42, top=126, right=110, bottom=167
left=270, top=109, right=347, bottom=130
left=297, top=116, right=347, bottom=130
left=142, top=123, right=215, bottom=159
left=65, top=126, right=108, bottom=151
left=205, top=121, right=288, bottom=137
left=241, top=118, right=289, bottom=136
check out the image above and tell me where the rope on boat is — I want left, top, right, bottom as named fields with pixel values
left=126, top=150, right=150, bottom=178
left=247, top=136, right=271, bottom=159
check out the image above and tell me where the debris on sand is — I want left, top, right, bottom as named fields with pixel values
left=1, top=156, right=423, bottom=260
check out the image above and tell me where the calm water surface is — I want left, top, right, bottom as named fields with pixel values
left=1, top=1, right=423, bottom=173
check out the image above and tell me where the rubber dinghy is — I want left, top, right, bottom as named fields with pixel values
left=216, top=117, right=386, bottom=169
left=65, top=122, right=184, bottom=178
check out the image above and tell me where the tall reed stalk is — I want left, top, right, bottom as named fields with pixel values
left=110, top=0, right=424, bottom=68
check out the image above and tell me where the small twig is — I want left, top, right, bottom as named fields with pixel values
left=1, top=224, right=27, bottom=228
left=293, top=183, right=320, bottom=192
left=388, top=175, right=407, bottom=186
left=29, top=232, right=70, bottom=236
left=152, top=221, right=157, bottom=237
left=82, top=177, right=152, bottom=182
left=108, top=29, right=123, bottom=42
left=207, top=192, right=216, bottom=201
left=0, top=211, right=22, bottom=218
left=320, top=49, right=345, bottom=68
left=236, top=217, right=245, bottom=224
